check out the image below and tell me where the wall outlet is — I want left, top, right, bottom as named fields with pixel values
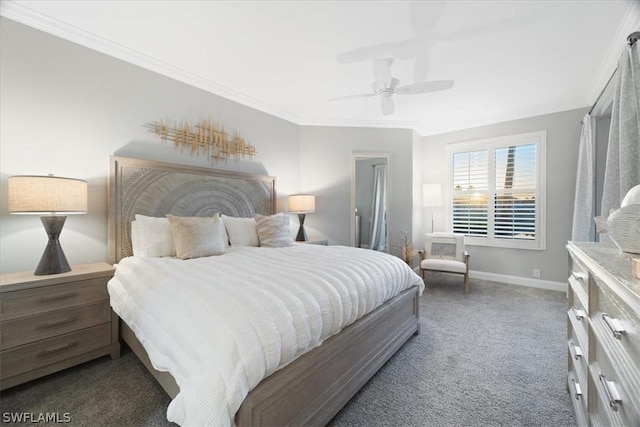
left=533, top=269, right=541, bottom=279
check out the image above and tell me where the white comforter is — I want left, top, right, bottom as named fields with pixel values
left=108, top=244, right=424, bottom=426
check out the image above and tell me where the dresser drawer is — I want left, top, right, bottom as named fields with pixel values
left=591, top=328, right=640, bottom=427
left=567, top=366, right=588, bottom=427
left=568, top=337, right=588, bottom=388
left=568, top=305, right=588, bottom=349
left=1, top=302, right=110, bottom=350
left=0, top=277, right=108, bottom=320
left=568, top=308, right=589, bottom=360
left=588, top=370, right=622, bottom=427
left=568, top=276, right=588, bottom=315
left=589, top=367, right=637, bottom=427
left=593, top=280, right=640, bottom=371
left=0, top=323, right=111, bottom=380
left=569, top=254, right=589, bottom=296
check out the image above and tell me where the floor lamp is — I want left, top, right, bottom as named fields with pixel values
left=423, top=183, right=442, bottom=233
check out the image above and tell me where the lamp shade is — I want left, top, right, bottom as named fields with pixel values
left=422, top=183, right=442, bottom=207
left=288, top=194, right=315, bottom=213
left=8, top=175, right=88, bottom=214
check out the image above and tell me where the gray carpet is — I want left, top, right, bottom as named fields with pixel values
left=1, top=276, right=576, bottom=426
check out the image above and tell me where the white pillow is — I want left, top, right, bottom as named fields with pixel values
left=130, top=220, right=141, bottom=256
left=133, top=214, right=176, bottom=257
left=222, top=215, right=260, bottom=247
left=255, top=213, right=292, bottom=247
left=167, top=214, right=226, bottom=259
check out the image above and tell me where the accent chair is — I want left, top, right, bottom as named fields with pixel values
left=418, top=232, right=470, bottom=293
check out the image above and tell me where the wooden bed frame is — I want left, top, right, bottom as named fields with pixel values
left=108, top=156, right=420, bottom=426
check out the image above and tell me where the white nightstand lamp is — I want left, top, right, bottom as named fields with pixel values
left=289, top=194, right=315, bottom=242
left=8, top=175, right=87, bottom=275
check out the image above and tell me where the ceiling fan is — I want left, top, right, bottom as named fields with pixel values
left=329, top=58, right=454, bottom=116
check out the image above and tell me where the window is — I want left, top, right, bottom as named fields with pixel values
left=448, top=131, right=546, bottom=250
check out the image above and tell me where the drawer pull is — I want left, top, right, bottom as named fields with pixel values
left=570, top=342, right=583, bottom=360
left=572, top=307, right=586, bottom=321
left=602, top=314, right=625, bottom=339
left=37, top=341, right=78, bottom=357
left=599, top=374, right=622, bottom=411
left=37, top=316, right=78, bottom=330
left=37, top=292, right=79, bottom=303
left=571, top=271, right=587, bottom=282
left=571, top=378, right=582, bottom=400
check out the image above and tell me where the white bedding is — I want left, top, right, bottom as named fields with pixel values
left=108, top=244, right=424, bottom=426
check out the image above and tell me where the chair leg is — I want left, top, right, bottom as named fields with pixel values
left=464, top=272, right=469, bottom=294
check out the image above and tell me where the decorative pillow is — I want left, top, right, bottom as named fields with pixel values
left=255, top=213, right=292, bottom=247
left=134, top=214, right=176, bottom=257
left=429, top=242, right=457, bottom=260
left=166, top=214, right=226, bottom=260
left=130, top=220, right=141, bottom=256
left=222, top=215, right=260, bottom=247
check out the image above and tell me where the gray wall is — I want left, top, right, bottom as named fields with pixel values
left=415, top=107, right=589, bottom=282
left=0, top=18, right=300, bottom=273
left=299, top=127, right=414, bottom=255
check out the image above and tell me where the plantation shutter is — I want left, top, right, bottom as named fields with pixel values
left=494, top=144, right=536, bottom=240
left=452, top=150, right=488, bottom=236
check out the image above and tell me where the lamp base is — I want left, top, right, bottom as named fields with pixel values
left=295, top=213, right=308, bottom=242
left=35, top=216, right=71, bottom=276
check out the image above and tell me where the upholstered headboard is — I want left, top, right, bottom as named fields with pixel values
left=108, top=156, right=276, bottom=263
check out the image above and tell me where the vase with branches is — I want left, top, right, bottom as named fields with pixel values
left=392, top=230, right=414, bottom=266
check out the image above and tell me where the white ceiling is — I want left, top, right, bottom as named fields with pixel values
left=2, top=0, right=638, bottom=136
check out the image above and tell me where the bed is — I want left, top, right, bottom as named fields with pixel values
left=107, top=156, right=423, bottom=426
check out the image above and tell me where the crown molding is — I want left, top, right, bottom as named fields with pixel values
left=587, top=1, right=640, bottom=105
left=0, top=0, right=304, bottom=125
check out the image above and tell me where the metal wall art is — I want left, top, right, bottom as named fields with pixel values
left=144, top=118, right=257, bottom=163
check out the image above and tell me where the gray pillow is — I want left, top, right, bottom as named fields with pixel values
left=167, top=213, right=226, bottom=259
left=255, top=213, right=292, bottom=247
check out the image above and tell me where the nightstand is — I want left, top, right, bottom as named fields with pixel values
left=301, top=239, right=329, bottom=246
left=0, top=262, right=119, bottom=390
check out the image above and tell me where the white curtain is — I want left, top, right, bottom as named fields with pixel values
left=369, top=165, right=387, bottom=252
left=572, top=113, right=596, bottom=241
left=601, top=42, right=640, bottom=217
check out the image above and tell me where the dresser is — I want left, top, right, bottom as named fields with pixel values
left=0, top=263, right=120, bottom=390
left=566, top=242, right=640, bottom=426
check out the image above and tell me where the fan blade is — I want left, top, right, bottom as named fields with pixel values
left=336, top=37, right=424, bottom=63
left=373, top=58, right=393, bottom=87
left=328, top=93, right=377, bottom=101
left=381, top=97, right=395, bottom=116
left=396, top=80, right=454, bottom=94
left=413, top=55, right=431, bottom=82
left=337, top=45, right=390, bottom=64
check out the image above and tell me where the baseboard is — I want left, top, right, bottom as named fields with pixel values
left=414, top=267, right=567, bottom=292
left=469, top=270, right=566, bottom=292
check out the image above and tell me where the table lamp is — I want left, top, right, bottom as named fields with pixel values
left=423, top=183, right=442, bottom=233
left=8, top=175, right=88, bottom=275
left=288, top=194, right=315, bottom=242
